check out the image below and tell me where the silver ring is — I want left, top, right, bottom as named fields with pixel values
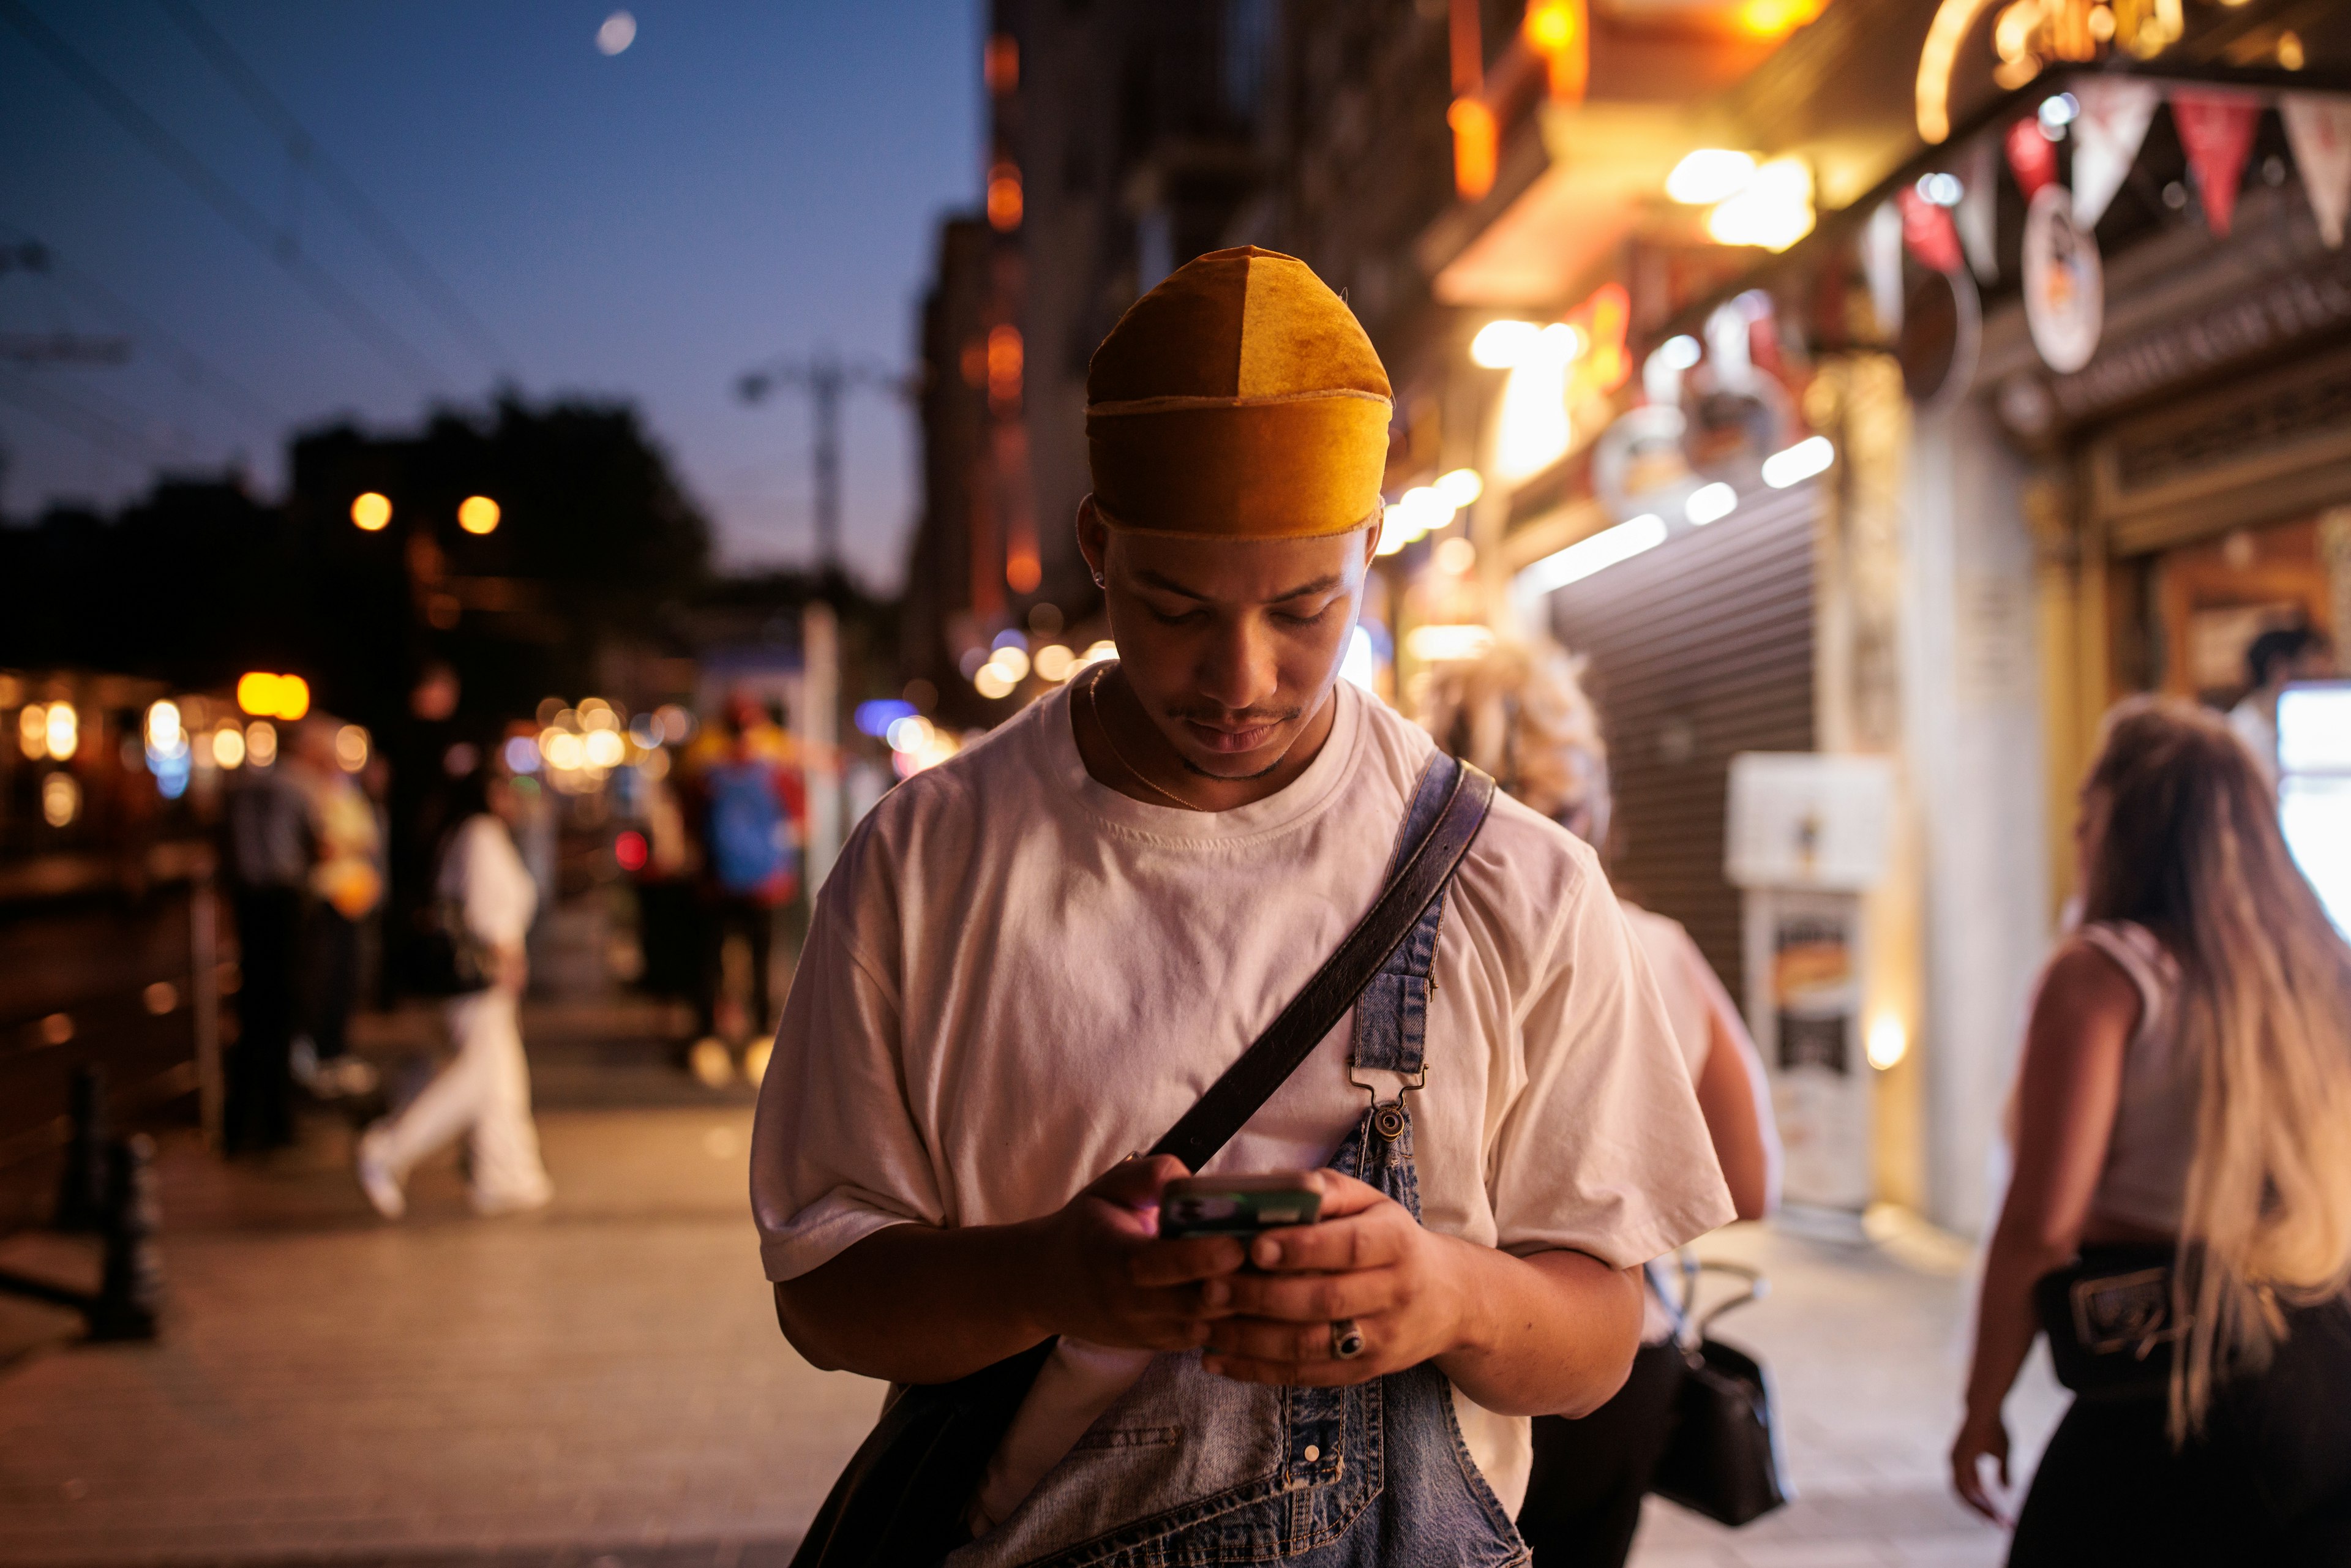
left=1330, top=1318, right=1365, bottom=1360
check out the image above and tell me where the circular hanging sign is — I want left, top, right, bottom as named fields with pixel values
left=2022, top=184, right=2102, bottom=374
left=1899, top=266, right=1982, bottom=408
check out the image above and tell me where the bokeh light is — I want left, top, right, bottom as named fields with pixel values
left=41, top=773, right=80, bottom=828
left=596, top=10, right=636, bottom=54
left=457, top=495, right=501, bottom=535
left=44, top=701, right=77, bottom=762
left=583, top=729, right=626, bottom=768
left=1032, top=643, right=1076, bottom=683
left=335, top=724, right=370, bottom=771
left=237, top=672, right=310, bottom=721
left=246, top=720, right=279, bottom=767
left=211, top=724, right=246, bottom=770
left=351, top=492, right=392, bottom=531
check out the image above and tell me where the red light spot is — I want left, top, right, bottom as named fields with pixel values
left=615, top=830, right=648, bottom=872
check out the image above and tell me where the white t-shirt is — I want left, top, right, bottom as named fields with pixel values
left=438, top=814, right=536, bottom=948
left=750, top=676, right=1732, bottom=1520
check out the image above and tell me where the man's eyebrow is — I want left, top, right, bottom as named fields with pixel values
left=1134, top=568, right=1346, bottom=603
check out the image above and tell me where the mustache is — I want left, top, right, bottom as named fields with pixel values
left=1163, top=703, right=1303, bottom=728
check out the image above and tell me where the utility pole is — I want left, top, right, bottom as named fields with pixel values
left=735, top=353, right=896, bottom=571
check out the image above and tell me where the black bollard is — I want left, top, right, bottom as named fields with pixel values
left=52, top=1065, right=110, bottom=1232
left=86, top=1135, right=162, bottom=1342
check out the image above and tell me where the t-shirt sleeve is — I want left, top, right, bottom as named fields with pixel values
left=748, top=861, right=939, bottom=1283
left=1488, top=869, right=1735, bottom=1269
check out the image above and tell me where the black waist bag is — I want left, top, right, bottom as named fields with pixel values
left=787, top=756, right=1494, bottom=1568
left=2035, top=1244, right=2184, bottom=1401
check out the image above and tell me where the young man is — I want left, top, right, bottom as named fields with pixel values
left=752, top=248, right=1730, bottom=1561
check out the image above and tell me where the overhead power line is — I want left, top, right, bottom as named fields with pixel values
left=0, top=222, right=290, bottom=432
left=0, top=373, right=181, bottom=470
left=157, top=0, right=519, bottom=380
left=0, top=0, right=451, bottom=394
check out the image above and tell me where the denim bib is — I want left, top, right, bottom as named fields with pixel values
left=950, top=763, right=1529, bottom=1567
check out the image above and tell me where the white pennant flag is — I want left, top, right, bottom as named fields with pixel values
left=2283, top=92, right=2351, bottom=248
left=1863, top=199, right=1905, bottom=337
left=1957, top=137, right=2000, bottom=282
left=2071, top=78, right=2158, bottom=228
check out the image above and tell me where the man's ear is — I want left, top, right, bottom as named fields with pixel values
left=1077, top=495, right=1109, bottom=586
left=1360, top=511, right=1383, bottom=573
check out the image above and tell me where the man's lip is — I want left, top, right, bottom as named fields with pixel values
left=1183, top=718, right=1281, bottom=752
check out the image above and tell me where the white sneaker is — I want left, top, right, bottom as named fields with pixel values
left=470, top=1182, right=553, bottom=1218
left=687, top=1037, right=735, bottom=1089
left=290, top=1035, right=320, bottom=1090
left=355, top=1126, right=405, bottom=1220
left=316, top=1057, right=381, bottom=1098
left=741, top=1037, right=773, bottom=1085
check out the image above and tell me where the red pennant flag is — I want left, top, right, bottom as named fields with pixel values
left=2172, top=89, right=2261, bottom=237
left=2006, top=118, right=2057, bottom=202
left=1898, top=186, right=1963, bottom=272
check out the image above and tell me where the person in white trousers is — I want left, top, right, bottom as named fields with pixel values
left=357, top=772, right=553, bottom=1219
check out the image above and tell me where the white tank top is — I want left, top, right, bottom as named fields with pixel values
left=2079, top=920, right=2199, bottom=1236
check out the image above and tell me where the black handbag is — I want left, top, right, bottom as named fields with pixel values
left=403, top=899, right=495, bottom=997
left=787, top=756, right=1496, bottom=1568
left=1648, top=1255, right=1791, bottom=1528
left=2034, top=1244, right=2184, bottom=1400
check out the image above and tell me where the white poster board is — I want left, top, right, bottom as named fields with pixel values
left=1727, top=752, right=1894, bottom=1216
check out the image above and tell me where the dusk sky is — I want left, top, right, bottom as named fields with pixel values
left=0, top=1, right=980, bottom=590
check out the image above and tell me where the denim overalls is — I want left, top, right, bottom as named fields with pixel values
left=950, top=760, right=1530, bottom=1568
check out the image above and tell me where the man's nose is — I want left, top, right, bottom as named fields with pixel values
left=1194, top=615, right=1278, bottom=712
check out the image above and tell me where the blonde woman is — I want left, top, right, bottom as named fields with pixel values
left=1419, top=640, right=1778, bottom=1566
left=1952, top=697, right=2351, bottom=1561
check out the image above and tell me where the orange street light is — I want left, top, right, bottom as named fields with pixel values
left=351, top=491, right=392, bottom=531
left=458, top=495, right=501, bottom=535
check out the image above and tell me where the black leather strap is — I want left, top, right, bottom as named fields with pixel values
left=1149, top=755, right=1496, bottom=1172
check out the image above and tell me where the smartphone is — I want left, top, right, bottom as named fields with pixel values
left=1157, top=1172, right=1323, bottom=1239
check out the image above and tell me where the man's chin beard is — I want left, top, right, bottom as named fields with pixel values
left=1177, top=751, right=1287, bottom=782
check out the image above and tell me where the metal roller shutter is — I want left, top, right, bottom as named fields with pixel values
left=1534, top=484, right=1817, bottom=1002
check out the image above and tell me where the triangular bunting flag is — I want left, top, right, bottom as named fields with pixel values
left=1863, top=199, right=1905, bottom=337
left=2006, top=116, right=2057, bottom=203
left=1898, top=186, right=1963, bottom=273
left=1957, top=138, right=1999, bottom=281
left=2172, top=89, right=2262, bottom=237
left=2282, top=92, right=2351, bottom=248
left=2072, top=78, right=2158, bottom=228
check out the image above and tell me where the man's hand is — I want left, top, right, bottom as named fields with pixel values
left=1199, top=1170, right=1469, bottom=1386
left=1033, top=1154, right=1249, bottom=1352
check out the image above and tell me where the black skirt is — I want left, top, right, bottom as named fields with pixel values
left=2011, top=1295, right=2351, bottom=1566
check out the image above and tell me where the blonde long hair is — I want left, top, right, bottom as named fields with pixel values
left=2079, top=697, right=2351, bottom=1435
left=1415, top=640, right=1611, bottom=846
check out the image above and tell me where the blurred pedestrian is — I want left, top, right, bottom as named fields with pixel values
left=1952, top=697, right=2351, bottom=1562
left=1420, top=640, right=1780, bottom=1567
left=220, top=728, right=313, bottom=1154
left=683, top=691, right=803, bottom=1084
left=290, top=718, right=381, bottom=1099
left=356, top=766, right=552, bottom=1219
left=2226, top=624, right=2334, bottom=783
left=751, top=249, right=1728, bottom=1560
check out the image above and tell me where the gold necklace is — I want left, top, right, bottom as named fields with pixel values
left=1085, top=664, right=1205, bottom=811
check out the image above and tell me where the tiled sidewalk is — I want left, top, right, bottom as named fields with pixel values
left=0, top=1039, right=2063, bottom=1568
left=1627, top=1218, right=2068, bottom=1567
left=0, top=1105, right=878, bottom=1567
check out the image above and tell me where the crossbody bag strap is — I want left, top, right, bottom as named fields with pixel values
left=1149, top=754, right=1497, bottom=1172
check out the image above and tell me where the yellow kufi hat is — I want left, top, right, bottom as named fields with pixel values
left=1086, top=247, right=1392, bottom=539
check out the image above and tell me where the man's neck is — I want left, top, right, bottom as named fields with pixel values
left=1071, top=666, right=1340, bottom=812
